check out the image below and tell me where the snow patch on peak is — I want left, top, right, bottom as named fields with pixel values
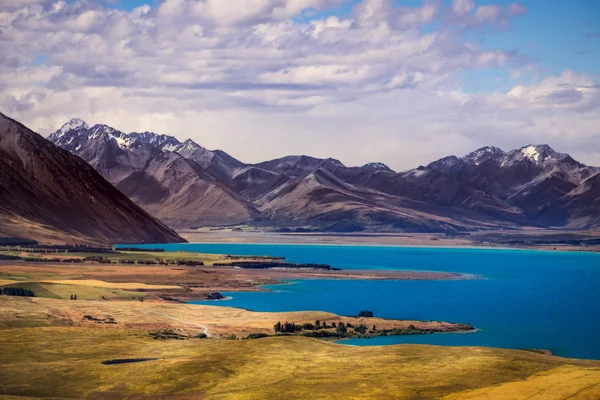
left=427, top=155, right=464, bottom=172
left=57, top=118, right=89, bottom=136
left=162, top=143, right=179, bottom=152
left=363, top=162, right=392, bottom=171
left=521, top=145, right=541, bottom=162
left=519, top=144, right=556, bottom=164
left=464, top=146, right=505, bottom=165
left=109, top=133, right=131, bottom=149
left=178, top=139, right=202, bottom=152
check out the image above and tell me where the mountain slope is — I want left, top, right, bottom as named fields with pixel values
left=49, top=120, right=256, bottom=228
left=256, top=168, right=483, bottom=232
left=116, top=151, right=260, bottom=228
left=0, top=113, right=185, bottom=245
left=49, top=118, right=600, bottom=232
left=537, top=172, right=600, bottom=229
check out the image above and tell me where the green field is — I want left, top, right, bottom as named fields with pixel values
left=0, top=248, right=226, bottom=264
left=0, top=327, right=598, bottom=399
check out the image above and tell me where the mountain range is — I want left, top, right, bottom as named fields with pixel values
left=48, top=118, right=600, bottom=233
left=0, top=113, right=185, bottom=245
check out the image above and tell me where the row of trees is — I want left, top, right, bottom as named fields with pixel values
left=1, top=253, right=203, bottom=266
left=273, top=320, right=374, bottom=335
left=274, top=321, right=302, bottom=333
left=0, top=287, right=35, bottom=297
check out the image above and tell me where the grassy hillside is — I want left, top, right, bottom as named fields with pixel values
left=0, top=327, right=598, bottom=399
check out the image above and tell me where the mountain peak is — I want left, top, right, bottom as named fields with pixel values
left=426, top=155, right=465, bottom=172
left=130, top=131, right=181, bottom=151
left=177, top=138, right=202, bottom=152
left=324, top=158, right=345, bottom=168
left=464, top=146, right=505, bottom=165
left=363, top=162, right=393, bottom=172
left=52, top=118, right=89, bottom=140
left=518, top=144, right=556, bottom=164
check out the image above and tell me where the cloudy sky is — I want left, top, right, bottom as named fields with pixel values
left=1, top=0, right=599, bottom=170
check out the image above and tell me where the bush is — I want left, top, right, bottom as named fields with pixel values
left=274, top=321, right=302, bottom=333
left=177, top=260, right=204, bottom=266
left=353, top=324, right=368, bottom=334
left=197, top=333, right=208, bottom=339
left=357, top=310, right=374, bottom=318
left=1, top=287, right=35, bottom=297
left=246, top=333, right=269, bottom=340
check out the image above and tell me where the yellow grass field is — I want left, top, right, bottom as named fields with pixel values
left=34, top=279, right=180, bottom=290
left=444, top=365, right=600, bottom=399
left=1, top=326, right=599, bottom=400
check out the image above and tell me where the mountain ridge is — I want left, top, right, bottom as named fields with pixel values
left=0, top=114, right=185, bottom=245
left=48, top=119, right=600, bottom=232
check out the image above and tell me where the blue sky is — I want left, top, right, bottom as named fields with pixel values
left=4, top=0, right=600, bottom=168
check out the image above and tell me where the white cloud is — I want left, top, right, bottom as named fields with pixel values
left=0, top=0, right=598, bottom=169
left=452, top=0, right=474, bottom=16
left=475, top=5, right=501, bottom=23
left=508, top=3, right=527, bottom=16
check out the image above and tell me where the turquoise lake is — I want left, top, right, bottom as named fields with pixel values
left=122, top=243, right=600, bottom=359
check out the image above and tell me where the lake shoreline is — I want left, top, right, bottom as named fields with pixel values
left=179, top=230, right=600, bottom=254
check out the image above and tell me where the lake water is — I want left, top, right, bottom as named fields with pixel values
left=122, top=243, right=600, bottom=359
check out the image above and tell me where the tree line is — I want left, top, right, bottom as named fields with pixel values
left=0, top=287, right=35, bottom=297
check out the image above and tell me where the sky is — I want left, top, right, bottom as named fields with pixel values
left=1, top=0, right=599, bottom=170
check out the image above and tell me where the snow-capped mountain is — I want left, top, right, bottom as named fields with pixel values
left=464, top=146, right=505, bottom=165
left=362, top=162, right=394, bottom=172
left=49, top=118, right=600, bottom=231
left=49, top=118, right=89, bottom=140
left=48, top=120, right=258, bottom=227
left=426, top=155, right=465, bottom=173
left=131, top=131, right=181, bottom=151
left=50, top=119, right=181, bottom=152
left=428, top=144, right=585, bottom=173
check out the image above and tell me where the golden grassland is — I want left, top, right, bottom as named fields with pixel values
left=0, top=296, right=464, bottom=337
left=34, top=279, right=180, bottom=290
left=443, top=365, right=600, bottom=399
left=0, top=325, right=599, bottom=400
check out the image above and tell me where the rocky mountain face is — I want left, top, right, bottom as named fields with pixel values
left=49, top=118, right=600, bottom=232
left=0, top=114, right=185, bottom=245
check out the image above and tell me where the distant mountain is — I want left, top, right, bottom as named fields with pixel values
left=49, top=119, right=258, bottom=228
left=255, top=155, right=346, bottom=178
left=0, top=114, right=185, bottom=245
left=49, top=119, right=600, bottom=232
